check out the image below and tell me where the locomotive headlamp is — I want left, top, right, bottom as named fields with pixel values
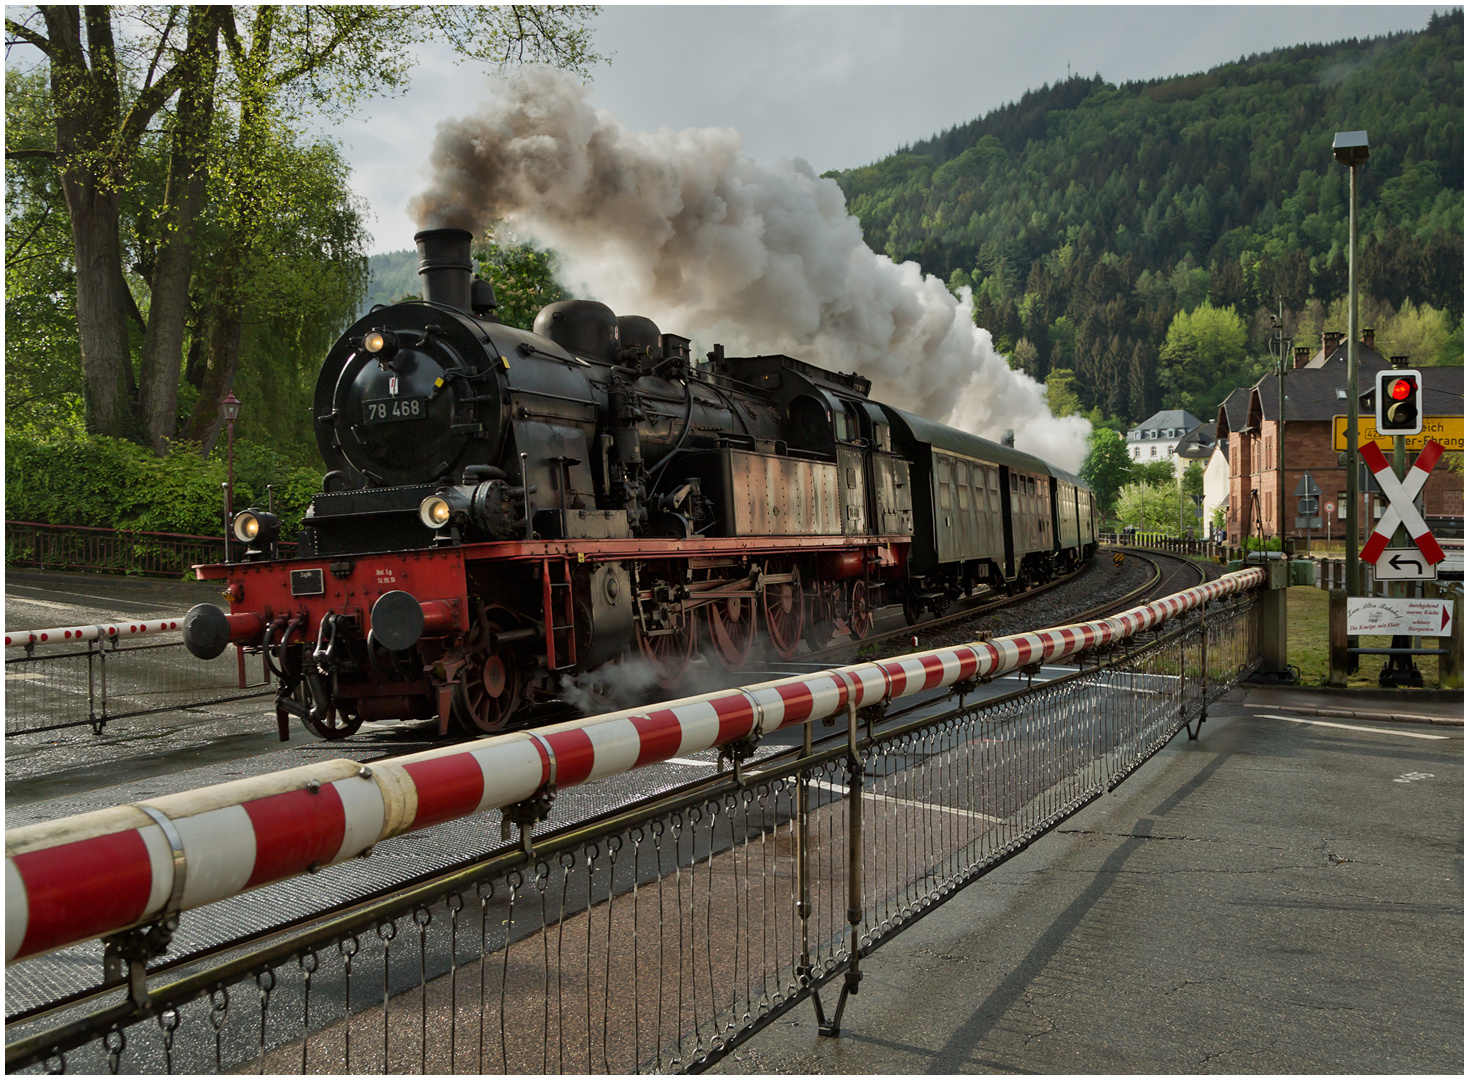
left=363, top=328, right=400, bottom=365
left=232, top=509, right=280, bottom=556
left=419, top=495, right=452, bottom=529
left=234, top=512, right=260, bottom=542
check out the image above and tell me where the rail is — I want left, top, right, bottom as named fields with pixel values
left=4, top=620, right=271, bottom=737
left=5, top=570, right=1264, bottom=1073
left=4, top=522, right=295, bottom=579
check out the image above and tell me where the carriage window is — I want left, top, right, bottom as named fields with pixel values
left=957, top=478, right=969, bottom=509
left=1010, top=474, right=1018, bottom=491
left=873, top=422, right=891, bottom=452
left=938, top=458, right=952, bottom=510
left=832, top=410, right=851, bottom=442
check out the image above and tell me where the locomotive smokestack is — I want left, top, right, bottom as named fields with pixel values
left=415, top=228, right=474, bottom=313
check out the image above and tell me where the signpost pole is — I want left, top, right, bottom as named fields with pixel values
left=1383, top=423, right=1423, bottom=685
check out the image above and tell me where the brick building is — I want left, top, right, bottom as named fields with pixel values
left=1215, top=329, right=1464, bottom=547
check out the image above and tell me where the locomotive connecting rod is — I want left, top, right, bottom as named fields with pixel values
left=5, top=570, right=1264, bottom=966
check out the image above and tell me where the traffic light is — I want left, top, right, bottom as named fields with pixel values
left=1375, top=368, right=1422, bottom=436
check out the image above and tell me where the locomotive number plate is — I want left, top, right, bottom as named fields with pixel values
left=363, top=396, right=427, bottom=424
left=290, top=568, right=325, bottom=597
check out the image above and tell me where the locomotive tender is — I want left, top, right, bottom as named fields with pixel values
left=184, top=229, right=1097, bottom=740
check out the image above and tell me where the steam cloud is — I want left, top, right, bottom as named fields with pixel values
left=409, top=67, right=1090, bottom=470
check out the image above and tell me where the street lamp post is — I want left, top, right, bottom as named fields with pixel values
left=1333, top=130, right=1369, bottom=597
left=222, top=392, right=241, bottom=562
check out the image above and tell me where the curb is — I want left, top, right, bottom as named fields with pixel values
left=1254, top=703, right=1464, bottom=727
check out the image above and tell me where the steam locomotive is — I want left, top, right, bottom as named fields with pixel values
left=185, top=229, right=1097, bottom=740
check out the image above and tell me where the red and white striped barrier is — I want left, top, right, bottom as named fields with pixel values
left=5, top=618, right=183, bottom=648
left=5, top=569, right=1264, bottom=964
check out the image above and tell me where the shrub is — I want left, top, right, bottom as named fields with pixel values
left=5, top=434, right=322, bottom=539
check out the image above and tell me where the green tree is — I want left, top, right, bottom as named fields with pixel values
left=1044, top=366, right=1083, bottom=417
left=1078, top=427, right=1132, bottom=513
left=1131, top=459, right=1177, bottom=485
left=5, top=5, right=601, bottom=452
left=1115, top=480, right=1184, bottom=532
left=1181, top=459, right=1204, bottom=502
left=476, top=229, right=569, bottom=331
left=1157, top=301, right=1255, bottom=418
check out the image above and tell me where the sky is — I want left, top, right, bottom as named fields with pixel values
left=330, top=4, right=1445, bottom=254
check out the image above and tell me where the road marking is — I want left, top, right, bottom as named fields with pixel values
left=5, top=595, right=84, bottom=614
left=1256, top=714, right=1450, bottom=741
left=811, top=780, right=1005, bottom=823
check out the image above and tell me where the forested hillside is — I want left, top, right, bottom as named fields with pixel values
left=829, top=9, right=1463, bottom=425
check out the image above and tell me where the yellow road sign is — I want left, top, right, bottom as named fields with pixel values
left=1333, top=415, right=1463, bottom=452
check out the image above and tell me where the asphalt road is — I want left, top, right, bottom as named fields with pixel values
left=710, top=695, right=1464, bottom=1074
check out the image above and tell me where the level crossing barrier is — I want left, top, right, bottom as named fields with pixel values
left=4, top=620, right=272, bottom=737
left=5, top=569, right=1265, bottom=1073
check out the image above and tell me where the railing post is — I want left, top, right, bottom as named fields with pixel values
left=816, top=698, right=865, bottom=1037
left=796, top=720, right=814, bottom=992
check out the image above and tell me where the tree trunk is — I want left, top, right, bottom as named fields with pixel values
left=63, top=184, right=134, bottom=437
left=181, top=281, right=244, bottom=457
left=44, top=6, right=133, bottom=439
left=138, top=9, right=220, bottom=455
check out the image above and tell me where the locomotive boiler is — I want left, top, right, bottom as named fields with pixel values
left=185, top=229, right=1095, bottom=740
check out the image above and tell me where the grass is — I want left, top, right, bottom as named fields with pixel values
left=1287, top=584, right=1442, bottom=687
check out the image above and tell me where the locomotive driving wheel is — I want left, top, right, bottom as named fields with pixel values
left=637, top=610, right=696, bottom=688
left=706, top=587, right=757, bottom=670
left=762, top=560, right=804, bottom=660
left=846, top=579, right=874, bottom=640
left=452, top=648, right=523, bottom=734
left=451, top=607, right=525, bottom=734
left=803, top=583, right=837, bottom=651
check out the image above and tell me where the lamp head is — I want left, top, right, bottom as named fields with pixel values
left=1332, top=130, right=1369, bottom=167
left=221, top=393, right=241, bottom=421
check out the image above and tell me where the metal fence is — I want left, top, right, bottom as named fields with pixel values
left=5, top=636, right=271, bottom=737
left=5, top=589, right=1261, bottom=1074
left=4, top=522, right=297, bottom=578
left=1101, top=533, right=1225, bottom=559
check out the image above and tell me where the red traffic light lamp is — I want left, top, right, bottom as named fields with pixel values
left=1374, top=369, right=1422, bottom=436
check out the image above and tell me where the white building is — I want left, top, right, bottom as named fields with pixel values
left=1125, top=409, right=1203, bottom=463
left=1202, top=441, right=1230, bottom=540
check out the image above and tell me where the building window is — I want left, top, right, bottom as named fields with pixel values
left=1337, top=492, right=1347, bottom=521
left=1150, top=446, right=1157, bottom=457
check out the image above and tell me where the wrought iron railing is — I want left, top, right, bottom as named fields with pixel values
left=5, top=588, right=1262, bottom=1074
left=5, top=635, right=271, bottom=737
left=4, top=522, right=296, bottom=578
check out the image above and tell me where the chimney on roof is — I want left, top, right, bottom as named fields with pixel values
left=1322, top=330, right=1345, bottom=354
left=1293, top=345, right=1312, bottom=369
left=1362, top=327, right=1375, bottom=351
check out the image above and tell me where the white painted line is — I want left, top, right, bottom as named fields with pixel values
left=810, top=780, right=1005, bottom=823
left=1256, top=714, right=1451, bottom=741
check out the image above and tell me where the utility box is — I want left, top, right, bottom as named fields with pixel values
left=1265, top=560, right=1289, bottom=590
left=1289, top=559, right=1316, bottom=587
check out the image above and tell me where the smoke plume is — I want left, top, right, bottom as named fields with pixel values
left=409, top=67, right=1090, bottom=470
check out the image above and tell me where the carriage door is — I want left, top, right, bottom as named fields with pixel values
left=999, top=466, right=1015, bottom=579
left=837, top=402, right=867, bottom=535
